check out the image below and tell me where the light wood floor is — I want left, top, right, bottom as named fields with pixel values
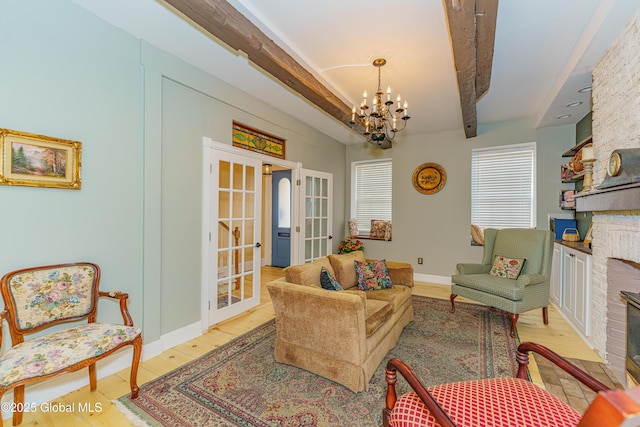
left=4, top=266, right=601, bottom=426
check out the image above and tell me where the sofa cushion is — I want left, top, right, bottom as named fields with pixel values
left=489, top=255, right=526, bottom=279
left=328, top=251, right=367, bottom=290
left=364, top=299, right=393, bottom=337
left=355, top=259, right=393, bottom=290
left=320, top=267, right=343, bottom=290
left=364, top=286, right=412, bottom=312
left=284, top=257, right=334, bottom=287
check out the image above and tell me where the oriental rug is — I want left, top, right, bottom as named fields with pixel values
left=117, top=296, right=518, bottom=426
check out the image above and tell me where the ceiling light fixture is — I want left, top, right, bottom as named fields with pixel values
left=556, top=114, right=571, bottom=120
left=566, top=101, right=582, bottom=108
left=349, top=58, right=410, bottom=149
left=577, top=86, right=592, bottom=93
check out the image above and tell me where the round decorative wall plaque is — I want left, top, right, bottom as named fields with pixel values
left=412, top=162, right=446, bottom=194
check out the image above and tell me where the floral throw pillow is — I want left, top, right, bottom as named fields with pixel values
left=370, top=220, right=391, bottom=239
left=320, top=267, right=343, bottom=291
left=489, top=255, right=526, bottom=279
left=355, top=260, right=393, bottom=290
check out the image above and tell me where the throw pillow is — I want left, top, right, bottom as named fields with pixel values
left=489, top=255, right=526, bottom=279
left=370, top=220, right=391, bottom=239
left=355, top=259, right=393, bottom=290
left=320, top=267, right=343, bottom=291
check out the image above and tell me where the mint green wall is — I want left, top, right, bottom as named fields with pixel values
left=576, top=112, right=593, bottom=143
left=346, top=119, right=575, bottom=276
left=1, top=0, right=346, bottom=341
left=0, top=0, right=143, bottom=325
left=141, top=45, right=346, bottom=336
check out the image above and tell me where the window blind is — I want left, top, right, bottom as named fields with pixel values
left=353, top=160, right=392, bottom=233
left=471, top=143, right=535, bottom=229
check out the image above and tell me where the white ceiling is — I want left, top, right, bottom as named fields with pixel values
left=70, top=0, right=639, bottom=143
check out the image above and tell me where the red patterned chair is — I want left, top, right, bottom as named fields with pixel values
left=383, top=342, right=640, bottom=427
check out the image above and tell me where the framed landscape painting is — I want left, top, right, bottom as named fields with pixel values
left=0, top=128, right=82, bottom=189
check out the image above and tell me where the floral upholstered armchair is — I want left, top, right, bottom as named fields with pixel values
left=0, top=262, right=142, bottom=426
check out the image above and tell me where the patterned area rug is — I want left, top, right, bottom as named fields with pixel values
left=118, top=296, right=518, bottom=426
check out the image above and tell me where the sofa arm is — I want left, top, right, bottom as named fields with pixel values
left=456, top=263, right=491, bottom=275
left=385, top=260, right=414, bottom=287
left=266, top=280, right=368, bottom=361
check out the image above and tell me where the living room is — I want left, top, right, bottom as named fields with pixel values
left=1, top=0, right=640, bottom=425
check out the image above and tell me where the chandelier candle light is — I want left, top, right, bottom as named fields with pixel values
left=349, top=58, right=410, bottom=148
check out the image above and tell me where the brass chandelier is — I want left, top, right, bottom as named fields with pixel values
left=350, top=58, right=410, bottom=148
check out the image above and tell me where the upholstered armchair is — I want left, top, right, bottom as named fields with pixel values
left=382, top=342, right=640, bottom=427
left=450, top=228, right=553, bottom=337
left=0, top=262, right=142, bottom=425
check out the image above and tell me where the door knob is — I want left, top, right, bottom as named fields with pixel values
left=255, top=242, right=262, bottom=248
left=328, top=235, right=333, bottom=239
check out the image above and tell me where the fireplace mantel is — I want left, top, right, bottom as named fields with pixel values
left=575, top=182, right=640, bottom=212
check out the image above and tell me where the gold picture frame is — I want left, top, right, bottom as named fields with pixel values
left=0, top=128, right=82, bottom=189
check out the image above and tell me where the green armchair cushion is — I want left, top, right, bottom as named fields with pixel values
left=451, top=273, right=524, bottom=300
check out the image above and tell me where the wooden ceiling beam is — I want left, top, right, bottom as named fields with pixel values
left=163, top=0, right=360, bottom=133
left=475, top=0, right=498, bottom=100
left=443, top=0, right=498, bottom=138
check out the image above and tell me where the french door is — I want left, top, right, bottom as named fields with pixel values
left=203, top=139, right=334, bottom=327
left=299, top=168, right=333, bottom=262
left=208, top=149, right=262, bottom=326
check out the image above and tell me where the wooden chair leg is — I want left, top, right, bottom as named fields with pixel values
left=449, top=294, right=457, bottom=313
left=89, top=363, right=97, bottom=391
left=508, top=313, right=519, bottom=338
left=542, top=306, right=549, bottom=325
left=130, top=335, right=143, bottom=398
left=13, top=385, right=24, bottom=426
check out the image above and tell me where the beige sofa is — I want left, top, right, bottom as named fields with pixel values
left=266, top=251, right=414, bottom=392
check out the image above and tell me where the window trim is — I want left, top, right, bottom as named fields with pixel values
left=471, top=142, right=537, bottom=231
left=350, top=158, right=392, bottom=236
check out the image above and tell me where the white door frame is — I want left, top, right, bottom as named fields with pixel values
left=201, top=137, right=300, bottom=332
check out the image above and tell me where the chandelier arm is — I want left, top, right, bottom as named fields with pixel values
left=352, top=58, right=408, bottom=147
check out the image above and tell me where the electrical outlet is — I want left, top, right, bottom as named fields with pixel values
left=417, top=257, right=423, bottom=265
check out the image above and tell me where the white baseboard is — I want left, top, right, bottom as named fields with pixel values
left=414, top=273, right=452, bottom=285
left=1, top=321, right=203, bottom=421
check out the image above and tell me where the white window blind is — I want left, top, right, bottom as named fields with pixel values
left=471, top=143, right=536, bottom=230
left=352, top=160, right=392, bottom=233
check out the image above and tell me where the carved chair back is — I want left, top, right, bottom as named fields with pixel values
left=0, top=262, right=101, bottom=345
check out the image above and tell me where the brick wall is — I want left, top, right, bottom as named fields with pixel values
left=590, top=10, right=640, bottom=382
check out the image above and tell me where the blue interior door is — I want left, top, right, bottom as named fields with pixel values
left=272, top=170, right=291, bottom=267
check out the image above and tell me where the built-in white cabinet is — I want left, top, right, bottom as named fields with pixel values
left=551, top=243, right=591, bottom=339
left=550, top=243, right=562, bottom=306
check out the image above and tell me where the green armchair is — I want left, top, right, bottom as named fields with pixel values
left=450, top=228, right=553, bottom=337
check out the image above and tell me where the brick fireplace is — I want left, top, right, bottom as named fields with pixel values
left=578, top=11, right=640, bottom=384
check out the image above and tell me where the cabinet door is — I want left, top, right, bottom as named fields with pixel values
left=572, top=251, right=590, bottom=335
left=550, top=244, right=562, bottom=306
left=561, top=250, right=575, bottom=313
